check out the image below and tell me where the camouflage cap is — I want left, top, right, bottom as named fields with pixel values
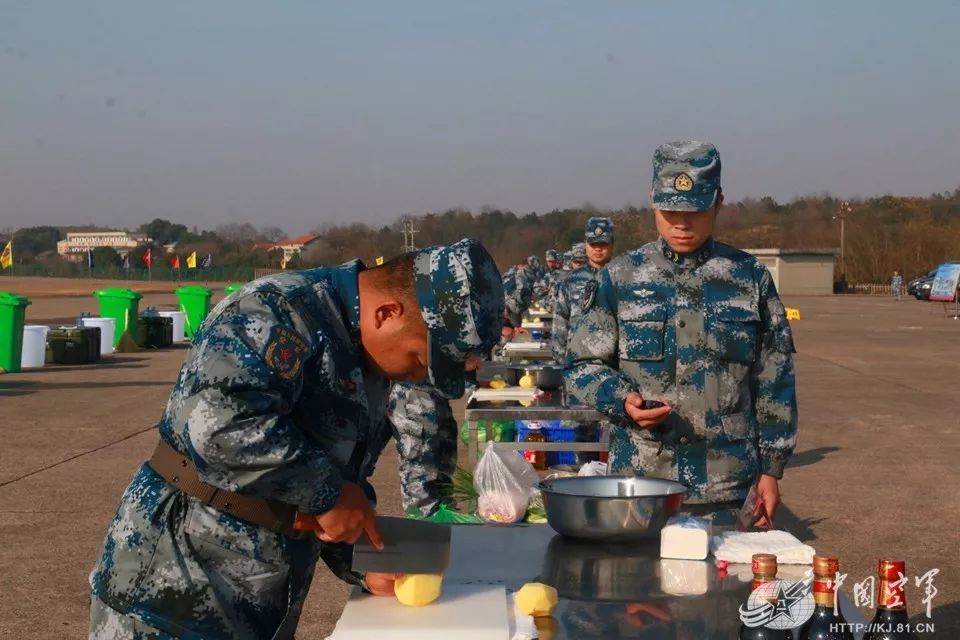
left=545, top=249, right=560, bottom=262
left=570, top=242, right=587, bottom=262
left=413, top=238, right=504, bottom=398
left=651, top=141, right=721, bottom=212
left=584, top=216, right=614, bottom=244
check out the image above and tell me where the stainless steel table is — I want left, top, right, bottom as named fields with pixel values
left=442, top=524, right=869, bottom=639
left=464, top=390, right=608, bottom=466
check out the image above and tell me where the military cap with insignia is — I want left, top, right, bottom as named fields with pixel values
left=570, top=242, right=587, bottom=262
left=652, top=141, right=721, bottom=212
left=545, top=249, right=560, bottom=263
left=584, top=216, right=614, bottom=244
left=413, top=238, right=504, bottom=398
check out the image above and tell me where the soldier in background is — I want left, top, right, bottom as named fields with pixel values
left=533, top=249, right=563, bottom=309
left=565, top=141, right=797, bottom=524
left=551, top=219, right=615, bottom=364
left=89, top=240, right=503, bottom=639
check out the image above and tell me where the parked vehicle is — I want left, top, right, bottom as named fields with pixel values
left=909, top=262, right=960, bottom=300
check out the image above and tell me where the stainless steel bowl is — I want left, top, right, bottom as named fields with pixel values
left=539, top=476, right=687, bottom=541
left=505, top=364, right=563, bottom=390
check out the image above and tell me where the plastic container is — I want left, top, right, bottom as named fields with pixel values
left=157, top=311, right=187, bottom=342
left=78, top=317, right=116, bottom=355
left=175, top=285, right=212, bottom=339
left=224, top=283, right=243, bottom=295
left=0, top=291, right=30, bottom=373
left=515, top=420, right=576, bottom=466
left=20, top=325, right=49, bottom=368
left=93, top=288, right=142, bottom=347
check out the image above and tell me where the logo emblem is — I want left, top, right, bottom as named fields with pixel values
left=264, top=326, right=308, bottom=380
left=594, top=226, right=604, bottom=235
left=674, top=173, right=694, bottom=192
left=739, top=580, right=815, bottom=630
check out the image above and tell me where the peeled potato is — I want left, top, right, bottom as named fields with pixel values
left=515, top=582, right=558, bottom=617
left=489, top=379, right=508, bottom=389
left=394, top=574, right=444, bottom=607
left=518, top=373, right=536, bottom=389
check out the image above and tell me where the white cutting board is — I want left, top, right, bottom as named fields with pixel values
left=330, top=583, right=509, bottom=640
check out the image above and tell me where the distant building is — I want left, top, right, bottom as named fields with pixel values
left=252, top=234, right=321, bottom=261
left=57, top=231, right=151, bottom=261
left=746, top=248, right=838, bottom=296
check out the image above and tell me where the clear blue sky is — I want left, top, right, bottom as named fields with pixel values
left=2, top=1, right=958, bottom=234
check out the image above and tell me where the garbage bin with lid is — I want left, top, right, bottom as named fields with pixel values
left=224, top=283, right=243, bottom=295
left=0, top=291, right=31, bottom=374
left=175, top=285, right=212, bottom=339
left=93, top=288, right=143, bottom=347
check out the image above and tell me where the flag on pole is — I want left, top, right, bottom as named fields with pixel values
left=375, top=256, right=384, bottom=266
left=87, top=248, right=95, bottom=271
left=201, top=253, right=212, bottom=269
left=280, top=255, right=287, bottom=270
left=1, top=241, right=12, bottom=269
left=171, top=255, right=181, bottom=270
left=186, top=251, right=197, bottom=269
left=143, top=248, right=152, bottom=268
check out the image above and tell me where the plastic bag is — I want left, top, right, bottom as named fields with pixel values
left=577, top=460, right=608, bottom=477
left=474, top=444, right=540, bottom=523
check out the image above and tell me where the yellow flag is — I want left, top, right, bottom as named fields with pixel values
left=280, top=255, right=287, bottom=270
left=0, top=241, right=11, bottom=269
left=186, top=251, right=197, bottom=269
left=375, top=256, right=384, bottom=266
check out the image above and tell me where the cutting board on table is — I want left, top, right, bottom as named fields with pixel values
left=330, top=583, right=509, bottom=640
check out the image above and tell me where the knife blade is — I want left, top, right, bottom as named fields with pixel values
left=351, top=516, right=451, bottom=575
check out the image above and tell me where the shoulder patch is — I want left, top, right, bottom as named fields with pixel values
left=581, top=280, right=598, bottom=313
left=264, top=325, right=308, bottom=380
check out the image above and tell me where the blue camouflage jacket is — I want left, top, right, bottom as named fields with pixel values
left=90, top=261, right=394, bottom=639
left=564, top=239, right=798, bottom=503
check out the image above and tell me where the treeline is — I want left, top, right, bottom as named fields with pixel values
left=3, top=189, right=959, bottom=283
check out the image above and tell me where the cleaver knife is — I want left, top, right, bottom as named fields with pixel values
left=351, top=516, right=451, bottom=575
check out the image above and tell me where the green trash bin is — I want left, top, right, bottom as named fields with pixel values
left=176, top=285, right=213, bottom=339
left=224, top=283, right=242, bottom=295
left=0, top=292, right=31, bottom=374
left=93, top=288, right=143, bottom=347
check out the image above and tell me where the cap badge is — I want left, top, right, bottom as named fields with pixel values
left=674, top=173, right=694, bottom=192
left=594, top=226, right=604, bottom=235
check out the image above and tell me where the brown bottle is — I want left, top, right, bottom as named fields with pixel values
left=862, top=560, right=917, bottom=640
left=739, top=553, right=793, bottom=640
left=523, top=424, right=546, bottom=470
left=799, top=556, right=853, bottom=639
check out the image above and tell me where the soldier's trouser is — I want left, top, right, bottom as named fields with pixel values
left=90, top=596, right=174, bottom=640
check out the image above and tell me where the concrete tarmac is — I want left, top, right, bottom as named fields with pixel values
left=1, top=284, right=957, bottom=638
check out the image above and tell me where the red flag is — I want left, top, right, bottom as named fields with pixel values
left=143, top=248, right=152, bottom=268
left=171, top=255, right=180, bottom=269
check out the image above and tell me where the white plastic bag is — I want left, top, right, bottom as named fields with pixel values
left=474, top=444, right=540, bottom=523
left=577, top=460, right=608, bottom=477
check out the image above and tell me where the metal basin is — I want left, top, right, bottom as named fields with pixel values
left=539, top=476, right=686, bottom=541
left=506, top=364, right=563, bottom=390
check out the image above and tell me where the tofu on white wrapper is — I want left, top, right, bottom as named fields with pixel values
left=658, top=559, right=711, bottom=596
left=660, top=515, right=712, bottom=560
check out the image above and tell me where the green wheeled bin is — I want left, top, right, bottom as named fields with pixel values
left=175, top=285, right=212, bottom=339
left=0, top=291, right=31, bottom=374
left=93, top=288, right=143, bottom=347
left=224, top=283, right=242, bottom=295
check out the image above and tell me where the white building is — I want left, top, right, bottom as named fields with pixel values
left=57, top=231, right=151, bottom=261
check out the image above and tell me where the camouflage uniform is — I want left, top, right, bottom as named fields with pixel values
left=89, top=240, right=503, bottom=639
left=551, top=218, right=614, bottom=364
left=390, top=383, right=457, bottom=518
left=564, top=142, right=797, bottom=504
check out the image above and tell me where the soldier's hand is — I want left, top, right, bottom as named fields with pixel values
left=363, top=573, right=400, bottom=597
left=314, top=482, right=383, bottom=548
left=624, top=392, right=672, bottom=428
left=753, top=474, right=780, bottom=528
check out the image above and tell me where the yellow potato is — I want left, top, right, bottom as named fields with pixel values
left=515, top=582, right=558, bottom=617
left=518, top=373, right=536, bottom=389
left=394, top=574, right=444, bottom=607
left=489, top=379, right=508, bottom=390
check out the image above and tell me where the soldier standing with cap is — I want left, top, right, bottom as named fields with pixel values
left=551, top=218, right=615, bottom=364
left=565, top=142, right=797, bottom=525
left=89, top=239, right=503, bottom=639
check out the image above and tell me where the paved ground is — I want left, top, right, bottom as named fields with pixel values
left=1, top=279, right=958, bottom=638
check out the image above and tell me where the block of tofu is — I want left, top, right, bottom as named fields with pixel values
left=658, top=559, right=711, bottom=595
left=660, top=515, right=712, bottom=560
